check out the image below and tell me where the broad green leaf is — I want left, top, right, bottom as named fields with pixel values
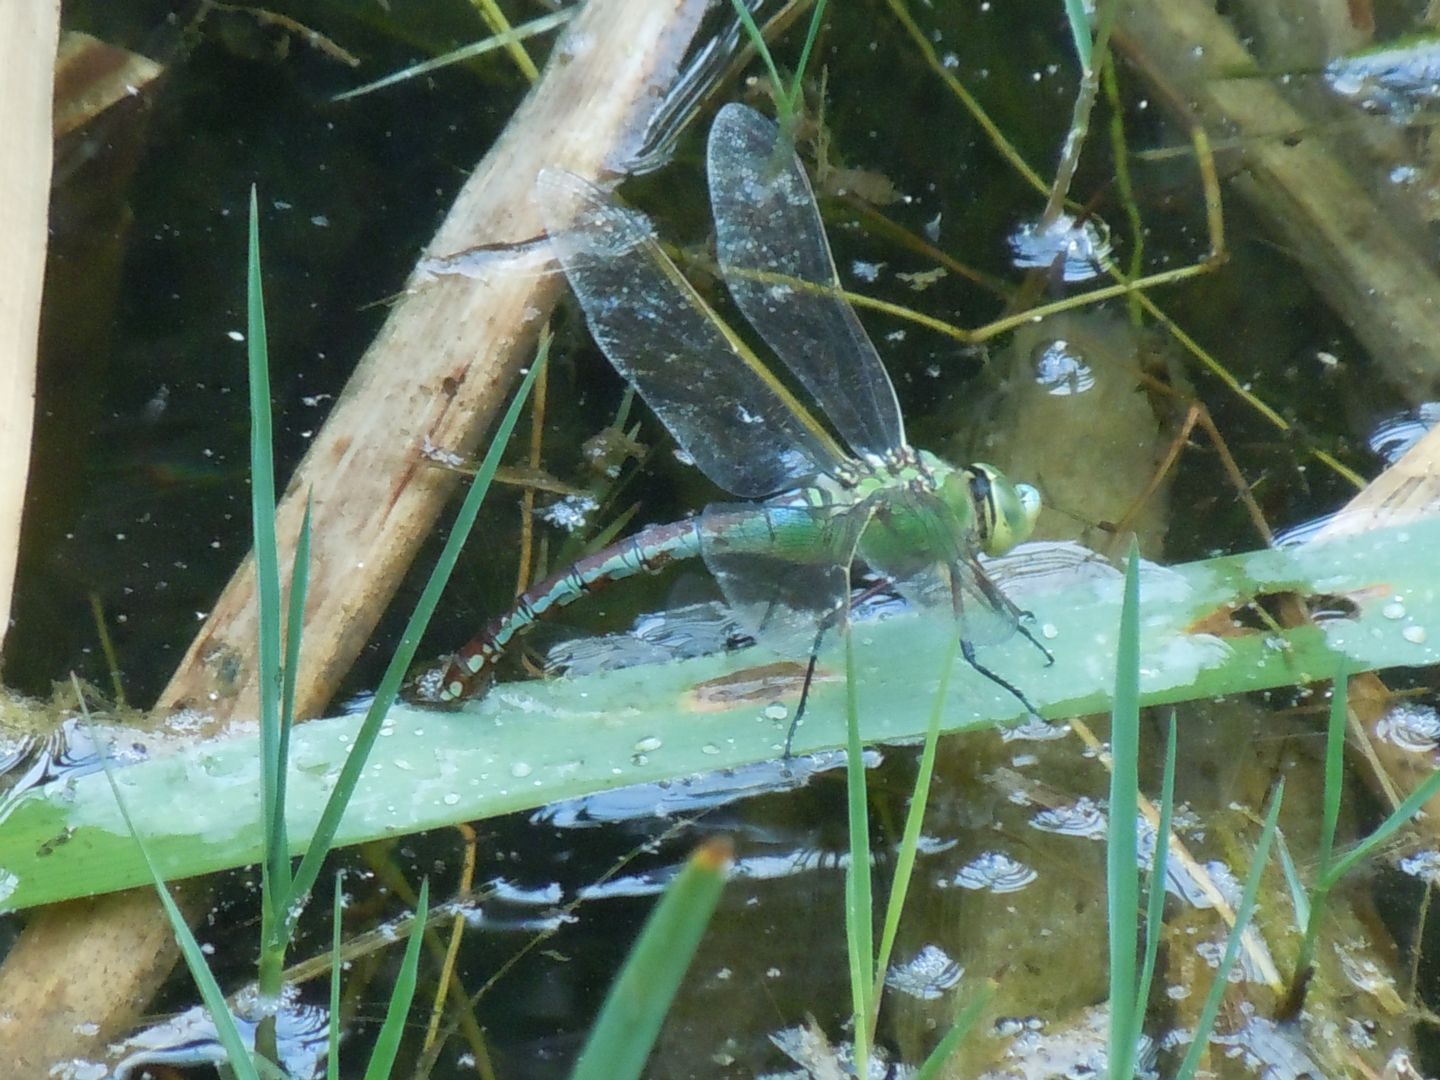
left=1, top=518, right=1437, bottom=911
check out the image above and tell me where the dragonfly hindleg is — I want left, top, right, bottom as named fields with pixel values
left=960, top=638, right=1045, bottom=725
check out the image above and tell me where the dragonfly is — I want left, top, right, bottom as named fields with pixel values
left=437, top=102, right=1051, bottom=753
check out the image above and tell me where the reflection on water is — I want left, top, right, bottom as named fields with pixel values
left=0, top=709, right=153, bottom=822
left=104, top=985, right=328, bottom=1080
left=1369, top=403, right=1440, bottom=464
left=1375, top=701, right=1440, bottom=753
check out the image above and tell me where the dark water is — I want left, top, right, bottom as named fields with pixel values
left=9, top=2, right=1437, bottom=1078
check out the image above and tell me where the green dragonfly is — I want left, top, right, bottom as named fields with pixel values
left=438, top=103, right=1049, bottom=751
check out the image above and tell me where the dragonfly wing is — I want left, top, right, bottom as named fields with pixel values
left=698, top=502, right=865, bottom=657
left=537, top=168, right=845, bottom=499
left=707, top=103, right=906, bottom=458
left=861, top=490, right=1023, bottom=647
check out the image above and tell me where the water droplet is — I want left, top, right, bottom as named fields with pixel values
left=763, top=702, right=789, bottom=721
left=701, top=743, right=721, bottom=755
left=1403, top=625, right=1428, bottom=644
left=1383, top=600, right=1407, bottom=620
left=633, top=736, right=663, bottom=753
left=510, top=762, right=533, bottom=779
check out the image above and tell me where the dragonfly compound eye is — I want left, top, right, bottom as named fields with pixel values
left=970, top=464, right=1041, bottom=556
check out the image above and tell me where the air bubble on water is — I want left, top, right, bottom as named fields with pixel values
left=1375, top=702, right=1440, bottom=752
left=950, top=851, right=1037, bottom=893
left=885, top=944, right=964, bottom=1000
left=1032, top=339, right=1096, bottom=396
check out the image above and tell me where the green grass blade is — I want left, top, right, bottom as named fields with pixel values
left=361, top=877, right=429, bottom=1080
left=786, top=0, right=828, bottom=113
left=330, top=10, right=573, bottom=103
left=842, top=632, right=874, bottom=1059
left=1063, top=0, right=1093, bottom=73
left=327, top=870, right=343, bottom=1080
left=1175, top=781, right=1284, bottom=1080
left=1292, top=665, right=1350, bottom=978
left=1316, top=665, right=1348, bottom=881
left=728, top=0, right=790, bottom=128
left=1274, top=829, right=1308, bottom=930
left=570, top=839, right=731, bottom=1080
left=285, top=335, right=550, bottom=920
left=874, top=633, right=960, bottom=997
left=1323, top=758, right=1440, bottom=886
left=1133, top=712, right=1175, bottom=1057
left=247, top=189, right=289, bottom=929
left=95, top=727, right=260, bottom=1080
left=270, top=496, right=311, bottom=918
left=1106, top=543, right=1140, bottom=1080
left=912, top=981, right=995, bottom=1080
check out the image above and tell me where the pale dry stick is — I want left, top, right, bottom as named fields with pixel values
left=0, top=2, right=712, bottom=1074
left=515, top=348, right=550, bottom=600
left=0, top=3, right=57, bottom=657
left=423, top=821, right=481, bottom=1059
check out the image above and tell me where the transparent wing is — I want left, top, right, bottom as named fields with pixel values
left=858, top=489, right=1024, bottom=647
left=707, top=103, right=906, bottom=458
left=537, top=168, right=846, bottom=499
left=698, top=502, right=866, bottom=656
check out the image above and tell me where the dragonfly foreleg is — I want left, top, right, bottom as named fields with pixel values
left=951, top=560, right=1047, bottom=723
left=967, top=555, right=1055, bottom=666
left=1015, top=618, right=1056, bottom=666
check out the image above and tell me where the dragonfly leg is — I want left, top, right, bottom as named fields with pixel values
left=968, top=558, right=1056, bottom=666
left=951, top=559, right=1047, bottom=721
left=1016, top=617, right=1056, bottom=666
left=960, top=637, right=1045, bottom=722
left=784, top=616, right=834, bottom=760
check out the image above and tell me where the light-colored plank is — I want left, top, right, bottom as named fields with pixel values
left=0, top=3, right=58, bottom=656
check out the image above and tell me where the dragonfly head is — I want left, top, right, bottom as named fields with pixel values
left=965, top=464, right=1041, bottom=556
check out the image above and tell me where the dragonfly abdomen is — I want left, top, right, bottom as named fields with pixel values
left=438, top=517, right=706, bottom=700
